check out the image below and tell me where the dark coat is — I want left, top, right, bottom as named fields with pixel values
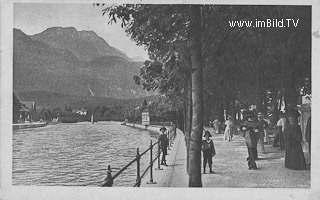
left=202, top=139, right=216, bottom=156
left=284, top=125, right=306, bottom=170
left=158, top=134, right=168, bottom=150
left=245, top=128, right=258, bottom=148
left=256, top=120, right=268, bottom=138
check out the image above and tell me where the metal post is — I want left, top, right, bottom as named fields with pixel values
left=136, top=148, right=141, bottom=187
left=156, top=142, right=163, bottom=170
left=167, top=130, right=171, bottom=150
left=169, top=130, right=172, bottom=145
left=102, top=165, right=113, bottom=187
left=147, top=140, right=156, bottom=184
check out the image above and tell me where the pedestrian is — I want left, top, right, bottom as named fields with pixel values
left=202, top=130, right=216, bottom=174
left=256, top=112, right=268, bottom=154
left=242, top=117, right=258, bottom=169
left=263, top=117, right=271, bottom=144
left=224, top=115, right=235, bottom=141
left=305, top=116, right=311, bottom=168
left=213, top=118, right=220, bottom=134
left=274, top=112, right=286, bottom=149
left=158, top=126, right=169, bottom=166
left=284, top=109, right=306, bottom=170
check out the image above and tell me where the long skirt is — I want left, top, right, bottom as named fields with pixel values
left=285, top=141, right=306, bottom=170
left=264, top=129, right=270, bottom=143
left=214, top=124, right=219, bottom=134
left=224, top=127, right=233, bottom=141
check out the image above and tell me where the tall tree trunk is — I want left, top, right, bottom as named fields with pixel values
left=188, top=5, right=203, bottom=187
left=186, top=78, right=192, bottom=174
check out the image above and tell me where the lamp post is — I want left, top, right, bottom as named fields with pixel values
left=142, top=108, right=150, bottom=128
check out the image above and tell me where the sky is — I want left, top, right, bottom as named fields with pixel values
left=13, top=3, right=149, bottom=60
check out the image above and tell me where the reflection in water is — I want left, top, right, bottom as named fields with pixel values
left=13, top=121, right=159, bottom=186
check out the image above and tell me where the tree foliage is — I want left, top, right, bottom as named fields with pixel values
left=99, top=4, right=311, bottom=187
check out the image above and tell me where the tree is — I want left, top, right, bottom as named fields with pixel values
left=99, top=4, right=311, bottom=187
left=188, top=5, right=204, bottom=187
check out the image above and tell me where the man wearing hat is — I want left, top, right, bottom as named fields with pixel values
left=202, top=130, right=216, bottom=174
left=158, top=127, right=169, bottom=166
left=256, top=112, right=268, bottom=154
left=242, top=117, right=258, bottom=169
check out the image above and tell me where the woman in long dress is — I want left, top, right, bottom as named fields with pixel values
left=224, top=116, right=235, bottom=141
left=284, top=111, right=306, bottom=170
left=213, top=119, right=220, bottom=134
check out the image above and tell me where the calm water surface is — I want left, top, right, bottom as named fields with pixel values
left=13, top=121, right=159, bottom=187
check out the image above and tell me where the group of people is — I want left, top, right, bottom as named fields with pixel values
left=158, top=107, right=309, bottom=173
left=242, top=108, right=308, bottom=170
left=209, top=117, right=236, bottom=141
left=158, top=126, right=217, bottom=174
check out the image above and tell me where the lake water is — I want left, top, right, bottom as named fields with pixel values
left=12, top=121, right=160, bottom=187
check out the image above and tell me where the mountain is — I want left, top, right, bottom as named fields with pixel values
left=31, top=27, right=130, bottom=61
left=13, top=27, right=155, bottom=104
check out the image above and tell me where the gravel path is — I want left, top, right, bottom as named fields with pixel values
left=142, top=126, right=310, bottom=188
left=203, top=127, right=310, bottom=188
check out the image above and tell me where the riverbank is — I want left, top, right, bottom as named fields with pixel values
left=13, top=122, right=47, bottom=129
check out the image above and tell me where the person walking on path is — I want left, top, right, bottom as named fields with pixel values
left=274, top=112, right=287, bottom=149
left=284, top=109, right=306, bottom=170
left=213, top=118, right=220, bottom=134
left=158, top=126, right=169, bottom=166
left=256, top=112, right=268, bottom=154
left=306, top=116, right=311, bottom=168
left=224, top=116, right=235, bottom=141
left=263, top=117, right=271, bottom=144
left=202, top=130, right=216, bottom=174
left=243, top=117, right=258, bottom=169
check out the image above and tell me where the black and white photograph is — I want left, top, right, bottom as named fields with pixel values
left=1, top=0, right=320, bottom=200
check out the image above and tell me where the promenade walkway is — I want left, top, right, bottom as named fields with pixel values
left=141, top=126, right=311, bottom=188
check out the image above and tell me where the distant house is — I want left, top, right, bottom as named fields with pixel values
left=73, top=109, right=87, bottom=116
left=18, top=105, right=31, bottom=123
left=18, top=101, right=43, bottom=123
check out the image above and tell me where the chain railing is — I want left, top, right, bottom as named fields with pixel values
left=101, top=126, right=177, bottom=187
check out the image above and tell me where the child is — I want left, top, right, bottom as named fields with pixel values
left=158, top=127, right=169, bottom=166
left=202, top=130, right=216, bottom=174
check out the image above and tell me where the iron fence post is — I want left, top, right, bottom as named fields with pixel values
left=147, top=140, right=156, bottom=184
left=167, top=130, right=171, bottom=150
left=136, top=148, right=141, bottom=187
left=102, top=165, right=113, bottom=187
left=170, top=130, right=172, bottom=145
